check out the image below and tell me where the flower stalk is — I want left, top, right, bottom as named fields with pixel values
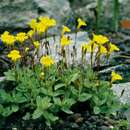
left=113, top=0, right=119, bottom=32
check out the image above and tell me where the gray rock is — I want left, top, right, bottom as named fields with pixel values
left=74, top=2, right=96, bottom=20
left=99, top=126, right=109, bottom=130
left=38, top=31, right=90, bottom=64
left=70, top=122, right=79, bottom=128
left=112, top=82, right=130, bottom=104
left=125, top=108, right=130, bottom=129
left=0, top=0, right=71, bottom=33
left=72, top=0, right=130, bottom=25
left=70, top=0, right=94, bottom=9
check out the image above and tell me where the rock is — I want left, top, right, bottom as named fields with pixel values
left=72, top=113, right=81, bottom=120
left=96, top=119, right=104, bottom=126
left=1, top=0, right=130, bottom=33
left=39, top=31, right=90, bottom=64
left=107, top=82, right=130, bottom=129
left=75, top=117, right=84, bottom=123
left=70, top=0, right=95, bottom=9
left=0, top=0, right=71, bottom=33
left=74, top=2, right=96, bottom=21
left=112, top=82, right=130, bottom=104
left=125, top=108, right=130, bottom=129
left=99, top=126, right=109, bottom=130
left=70, top=122, right=79, bottom=129
left=72, top=0, right=130, bottom=28
left=88, top=116, right=97, bottom=122
left=12, top=128, right=18, bottom=130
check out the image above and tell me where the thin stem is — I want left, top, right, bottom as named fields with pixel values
left=96, top=0, right=103, bottom=30
left=90, top=43, right=94, bottom=68
left=75, top=31, right=77, bottom=45
left=113, top=0, right=119, bottom=32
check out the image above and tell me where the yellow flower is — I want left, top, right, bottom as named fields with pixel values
left=28, top=19, right=37, bottom=30
left=93, top=34, right=109, bottom=45
left=16, top=32, right=28, bottom=43
left=1, top=31, right=15, bottom=46
left=81, top=41, right=97, bottom=53
left=47, top=18, right=56, bottom=27
left=7, top=50, right=21, bottom=62
left=36, top=22, right=47, bottom=33
left=27, top=30, right=35, bottom=37
left=25, top=47, right=29, bottom=52
left=60, top=35, right=72, bottom=47
left=33, top=41, right=40, bottom=49
left=40, top=72, right=45, bottom=80
left=99, top=46, right=107, bottom=54
left=62, top=25, right=71, bottom=35
left=40, top=55, right=54, bottom=67
left=77, top=18, right=87, bottom=29
left=28, top=17, right=56, bottom=33
left=109, top=43, right=120, bottom=53
left=39, top=16, right=49, bottom=22
left=111, top=71, right=123, bottom=82
left=38, top=16, right=56, bottom=33
left=39, top=16, right=56, bottom=27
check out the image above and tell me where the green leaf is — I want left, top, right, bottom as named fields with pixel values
left=0, top=104, right=3, bottom=113
left=78, top=93, right=92, bottom=102
left=71, top=86, right=78, bottom=96
left=32, top=109, right=43, bottom=119
left=2, top=107, right=12, bottom=117
left=23, top=112, right=31, bottom=120
left=43, top=111, right=59, bottom=122
left=40, top=87, right=48, bottom=95
left=12, top=93, right=27, bottom=103
left=4, top=70, right=16, bottom=81
left=94, top=106, right=101, bottom=114
left=62, top=98, right=76, bottom=108
left=61, top=107, right=73, bottom=114
left=0, top=89, right=11, bottom=103
left=53, top=98, right=62, bottom=106
left=11, top=105, right=19, bottom=112
left=36, top=96, right=52, bottom=110
left=69, top=72, right=79, bottom=83
left=53, top=90, right=65, bottom=97
left=93, top=96, right=100, bottom=105
left=54, top=83, right=65, bottom=90
left=43, top=111, right=59, bottom=126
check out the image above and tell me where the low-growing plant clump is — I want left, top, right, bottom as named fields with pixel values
left=0, top=16, right=128, bottom=129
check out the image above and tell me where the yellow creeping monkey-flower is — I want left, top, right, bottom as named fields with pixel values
left=39, top=16, right=56, bottom=27
left=81, top=34, right=120, bottom=55
left=27, top=30, right=35, bottom=38
left=109, top=42, right=120, bottom=53
left=1, top=31, right=15, bottom=46
left=40, top=55, right=54, bottom=67
left=99, top=45, right=107, bottom=54
left=33, top=41, right=40, bottom=49
left=25, top=47, right=29, bottom=52
left=93, top=34, right=109, bottom=45
left=77, top=18, right=87, bottom=29
left=28, top=16, right=56, bottom=33
left=81, top=41, right=97, bottom=53
left=62, top=25, right=71, bottom=35
left=60, top=35, right=72, bottom=47
left=38, top=17, right=56, bottom=33
left=16, top=32, right=28, bottom=43
left=36, top=22, right=47, bottom=33
left=28, top=19, right=37, bottom=30
left=7, top=50, right=21, bottom=62
left=111, top=71, right=123, bottom=82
